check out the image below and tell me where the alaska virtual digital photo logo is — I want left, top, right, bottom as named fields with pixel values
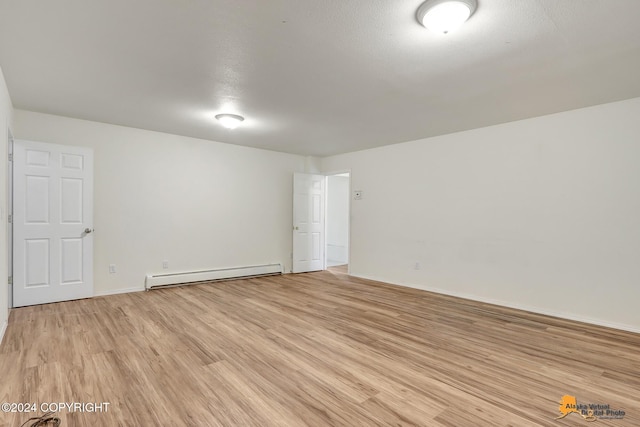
left=556, top=395, right=625, bottom=422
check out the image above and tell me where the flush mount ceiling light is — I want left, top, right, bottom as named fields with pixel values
left=417, top=0, right=477, bottom=34
left=215, top=113, right=245, bottom=129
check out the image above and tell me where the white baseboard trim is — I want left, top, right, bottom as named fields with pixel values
left=350, top=273, right=640, bottom=334
left=0, top=320, right=7, bottom=346
left=94, top=286, right=145, bottom=297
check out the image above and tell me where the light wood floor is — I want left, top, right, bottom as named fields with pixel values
left=1, top=270, right=639, bottom=426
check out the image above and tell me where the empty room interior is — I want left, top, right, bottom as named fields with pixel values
left=1, top=1, right=639, bottom=426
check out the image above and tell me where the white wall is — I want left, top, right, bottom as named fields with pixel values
left=321, top=97, right=640, bottom=332
left=0, top=67, right=13, bottom=344
left=326, top=175, right=349, bottom=265
left=13, top=110, right=306, bottom=295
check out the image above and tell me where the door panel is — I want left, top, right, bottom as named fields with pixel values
left=61, top=238, right=83, bottom=284
left=25, top=239, right=50, bottom=287
left=292, top=173, right=325, bottom=273
left=25, top=175, right=50, bottom=223
left=61, top=178, right=83, bottom=223
left=13, top=139, right=94, bottom=307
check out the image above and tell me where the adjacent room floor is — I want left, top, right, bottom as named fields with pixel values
left=1, top=270, right=638, bottom=426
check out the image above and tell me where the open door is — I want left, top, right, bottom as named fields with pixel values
left=13, top=139, right=94, bottom=307
left=292, top=173, right=325, bottom=273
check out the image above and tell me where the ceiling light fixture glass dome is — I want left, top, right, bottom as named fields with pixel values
left=215, top=113, right=245, bottom=129
left=417, top=0, right=477, bottom=34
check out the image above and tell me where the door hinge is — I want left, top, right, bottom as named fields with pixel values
left=8, top=276, right=12, bottom=285
left=8, top=153, right=12, bottom=162
left=8, top=214, right=12, bottom=224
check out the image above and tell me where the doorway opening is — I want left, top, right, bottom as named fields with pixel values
left=325, top=172, right=350, bottom=272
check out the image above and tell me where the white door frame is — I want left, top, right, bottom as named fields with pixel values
left=7, top=129, right=13, bottom=308
left=323, top=169, right=352, bottom=274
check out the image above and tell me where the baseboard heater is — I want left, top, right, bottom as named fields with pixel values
left=145, top=263, right=283, bottom=290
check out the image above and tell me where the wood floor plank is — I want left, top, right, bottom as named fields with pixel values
left=1, top=269, right=639, bottom=426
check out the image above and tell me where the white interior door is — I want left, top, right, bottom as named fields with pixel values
left=13, top=139, right=94, bottom=307
left=292, top=173, right=325, bottom=273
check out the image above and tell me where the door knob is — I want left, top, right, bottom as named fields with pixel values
left=84, top=228, right=94, bottom=234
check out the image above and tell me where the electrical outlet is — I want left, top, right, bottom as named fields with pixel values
left=162, top=260, right=169, bottom=269
left=414, top=262, right=421, bottom=270
left=109, top=264, right=116, bottom=274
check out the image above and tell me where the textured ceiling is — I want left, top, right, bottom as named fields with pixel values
left=1, top=0, right=640, bottom=156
